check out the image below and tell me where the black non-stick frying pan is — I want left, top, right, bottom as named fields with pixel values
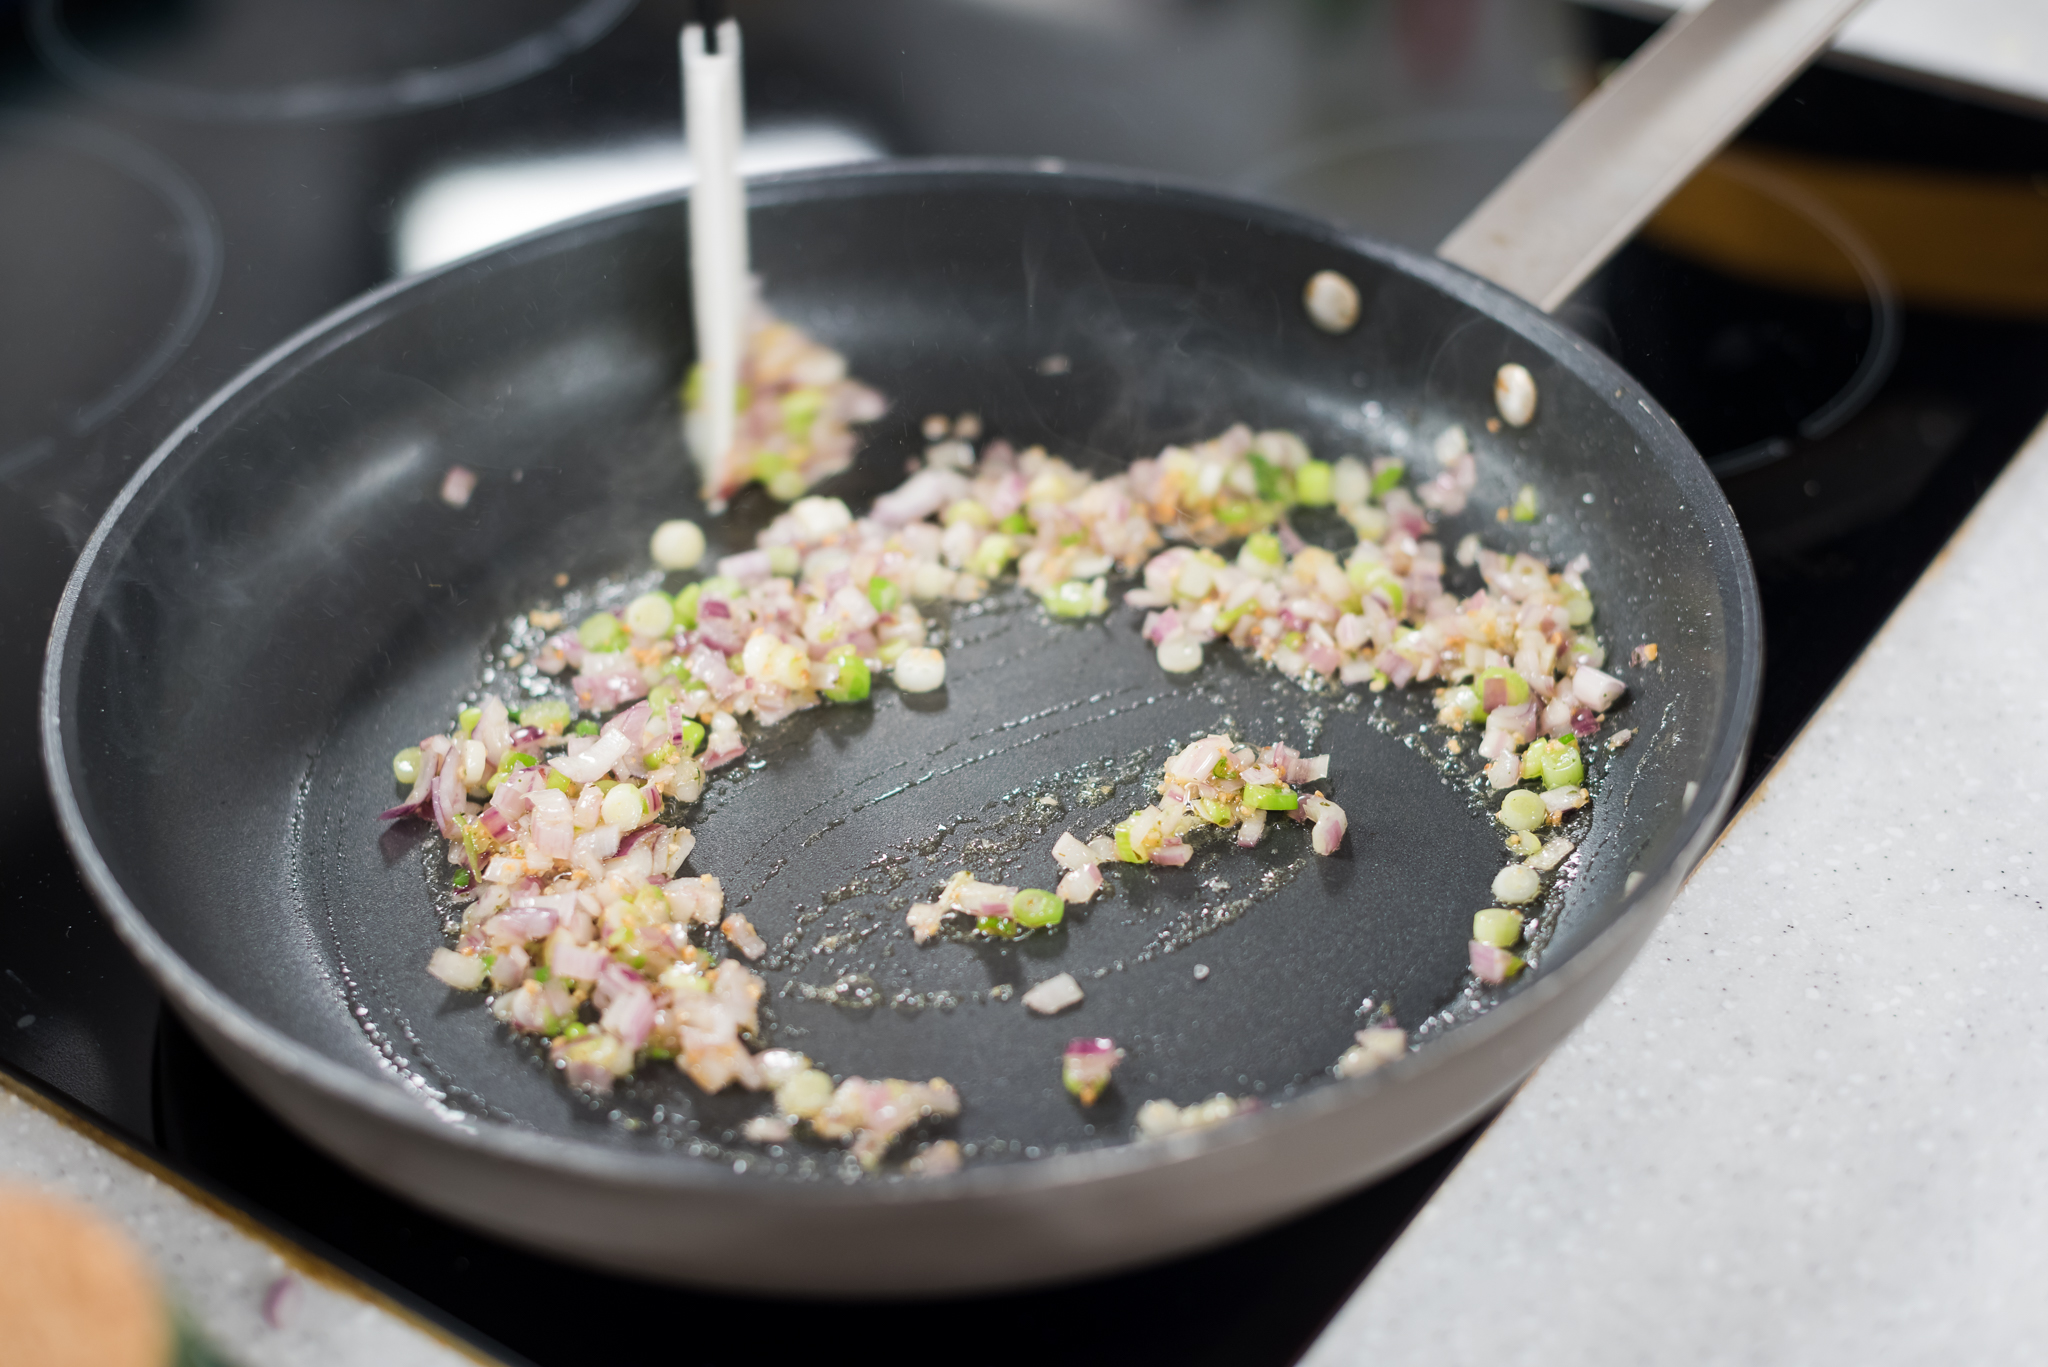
left=42, top=160, right=1759, bottom=1293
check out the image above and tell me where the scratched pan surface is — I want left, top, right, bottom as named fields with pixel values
left=44, top=162, right=1759, bottom=1294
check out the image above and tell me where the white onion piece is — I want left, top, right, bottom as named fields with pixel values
left=551, top=728, right=630, bottom=784
left=893, top=647, right=947, bottom=693
left=721, top=914, right=768, bottom=960
left=1543, top=786, right=1589, bottom=812
left=1057, top=862, right=1104, bottom=904
left=1023, top=972, right=1085, bottom=1015
left=906, top=902, right=947, bottom=944
left=439, top=465, right=477, bottom=508
left=1494, top=363, right=1537, bottom=426
left=649, top=518, right=706, bottom=569
left=427, top=948, right=486, bottom=990
left=1491, top=864, right=1541, bottom=904
left=1572, top=664, right=1627, bottom=711
left=1527, top=836, right=1574, bottom=872
left=1302, top=269, right=1360, bottom=333
left=1156, top=634, right=1203, bottom=674
left=1052, top=831, right=1098, bottom=871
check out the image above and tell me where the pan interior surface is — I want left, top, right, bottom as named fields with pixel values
left=53, top=168, right=1748, bottom=1181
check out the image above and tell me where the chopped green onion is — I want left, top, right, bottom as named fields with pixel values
left=1476, top=666, right=1530, bottom=710
left=1371, top=459, right=1406, bottom=497
left=521, top=697, right=573, bottom=735
left=1512, top=484, right=1538, bottom=522
left=1012, top=890, right=1064, bottom=928
left=1473, top=907, right=1523, bottom=948
left=766, top=468, right=807, bottom=502
left=644, top=1046, right=674, bottom=1061
left=451, top=869, right=473, bottom=889
left=767, top=545, right=800, bottom=577
left=561, top=1022, right=588, bottom=1039
left=545, top=768, right=576, bottom=794
left=573, top=719, right=600, bottom=737
left=998, top=512, right=1034, bottom=536
left=1498, top=789, right=1547, bottom=832
left=1295, top=459, right=1334, bottom=506
left=1443, top=684, right=1484, bottom=723
left=1348, top=562, right=1405, bottom=613
left=457, top=706, right=481, bottom=736
left=1505, top=831, right=1541, bottom=857
left=780, top=386, right=825, bottom=438
left=821, top=646, right=871, bottom=704
left=1196, top=798, right=1235, bottom=825
left=1563, top=590, right=1594, bottom=627
left=867, top=576, right=901, bottom=613
left=966, top=533, right=1017, bottom=579
left=975, top=915, right=1020, bottom=939
left=624, top=592, right=675, bottom=638
left=941, top=499, right=991, bottom=528
left=392, top=746, right=423, bottom=786
left=1248, top=453, right=1293, bottom=504
left=1245, top=784, right=1299, bottom=811
left=530, top=965, right=551, bottom=982
left=1520, top=738, right=1552, bottom=781
left=1114, top=822, right=1144, bottom=864
left=1242, top=531, right=1283, bottom=566
left=1042, top=579, right=1100, bottom=619
left=486, top=750, right=540, bottom=793
left=673, top=582, right=703, bottom=629
left=481, top=953, right=497, bottom=971
left=1541, top=738, right=1584, bottom=790
left=578, top=612, right=628, bottom=652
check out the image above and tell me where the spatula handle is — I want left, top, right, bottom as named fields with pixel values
left=682, top=17, right=749, bottom=485
left=1437, top=0, right=1871, bottom=312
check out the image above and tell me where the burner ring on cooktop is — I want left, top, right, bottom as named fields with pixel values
left=27, top=0, right=638, bottom=123
left=0, top=117, right=220, bottom=480
left=1699, top=155, right=1901, bottom=477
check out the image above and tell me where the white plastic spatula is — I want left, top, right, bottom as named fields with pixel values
left=680, top=14, right=748, bottom=500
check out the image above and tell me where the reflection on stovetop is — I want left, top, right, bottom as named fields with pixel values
left=3, top=1, right=2047, bottom=1362
left=151, top=1009, right=1484, bottom=1367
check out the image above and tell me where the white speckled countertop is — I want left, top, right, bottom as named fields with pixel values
left=0, top=1075, right=495, bottom=1366
left=1304, top=413, right=2048, bottom=1365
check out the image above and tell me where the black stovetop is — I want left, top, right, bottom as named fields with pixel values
left=4, top=3, right=2046, bottom=1363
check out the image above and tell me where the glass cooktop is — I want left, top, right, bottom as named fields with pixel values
left=3, top=3, right=2045, bottom=1362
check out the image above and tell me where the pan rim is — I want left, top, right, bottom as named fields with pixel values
left=40, top=156, right=1761, bottom=1210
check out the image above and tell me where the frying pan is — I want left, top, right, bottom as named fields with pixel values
left=40, top=1, right=1832, bottom=1295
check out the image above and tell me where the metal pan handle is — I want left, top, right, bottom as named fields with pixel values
left=1438, top=0, right=1871, bottom=312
